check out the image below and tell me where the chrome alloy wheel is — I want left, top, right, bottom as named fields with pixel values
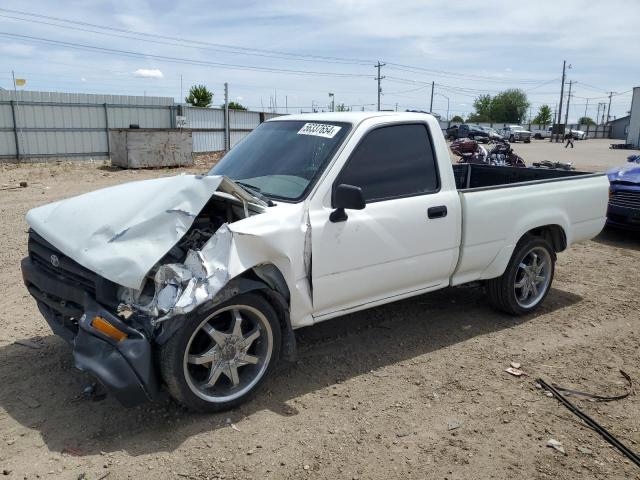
left=183, top=305, right=273, bottom=403
left=514, top=247, right=552, bottom=309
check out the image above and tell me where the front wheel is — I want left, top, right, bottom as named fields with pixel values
left=486, top=235, right=555, bottom=315
left=160, top=293, right=281, bottom=412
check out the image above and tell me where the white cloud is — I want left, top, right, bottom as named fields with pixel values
left=236, top=96, right=244, bottom=101
left=81, top=77, right=87, bottom=82
left=0, top=43, right=35, bottom=57
left=133, top=69, right=164, bottom=79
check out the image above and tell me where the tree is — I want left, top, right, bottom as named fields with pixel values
left=578, top=116, right=595, bottom=126
left=489, top=89, right=529, bottom=123
left=335, top=103, right=350, bottom=112
left=185, top=85, right=213, bottom=107
left=470, top=89, right=530, bottom=123
left=466, top=113, right=491, bottom=123
left=533, top=105, right=553, bottom=125
left=227, top=101, right=247, bottom=110
left=450, top=115, right=464, bottom=123
left=473, top=95, right=492, bottom=119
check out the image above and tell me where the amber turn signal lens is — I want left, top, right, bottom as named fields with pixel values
left=91, top=316, right=128, bottom=342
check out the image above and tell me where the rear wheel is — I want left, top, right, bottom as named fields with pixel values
left=160, top=293, right=281, bottom=412
left=509, top=135, right=515, bottom=142
left=486, top=235, right=555, bottom=315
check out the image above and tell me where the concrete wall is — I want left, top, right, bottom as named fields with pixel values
left=109, top=129, right=193, bottom=168
left=627, top=87, right=640, bottom=147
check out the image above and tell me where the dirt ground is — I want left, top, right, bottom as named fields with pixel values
left=1, top=141, right=639, bottom=480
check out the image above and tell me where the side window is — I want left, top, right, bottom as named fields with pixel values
left=336, top=124, right=439, bottom=203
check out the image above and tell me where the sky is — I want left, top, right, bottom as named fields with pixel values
left=1, top=0, right=639, bottom=122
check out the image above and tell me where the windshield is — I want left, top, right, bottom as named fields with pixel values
left=209, top=120, right=351, bottom=201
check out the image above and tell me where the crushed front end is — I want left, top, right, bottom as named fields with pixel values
left=21, top=231, right=160, bottom=406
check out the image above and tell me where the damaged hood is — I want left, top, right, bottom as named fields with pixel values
left=26, top=174, right=266, bottom=289
left=607, top=162, right=640, bottom=185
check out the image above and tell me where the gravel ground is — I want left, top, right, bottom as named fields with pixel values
left=0, top=141, right=639, bottom=480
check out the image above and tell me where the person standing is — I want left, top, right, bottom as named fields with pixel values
left=564, top=131, right=574, bottom=148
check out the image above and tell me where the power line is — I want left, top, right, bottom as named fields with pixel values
left=0, top=32, right=372, bottom=78
left=0, top=8, right=374, bottom=66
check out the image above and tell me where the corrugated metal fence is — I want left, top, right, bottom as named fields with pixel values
left=0, top=90, right=174, bottom=161
left=0, top=90, right=281, bottom=162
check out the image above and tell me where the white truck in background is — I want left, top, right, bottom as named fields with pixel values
left=22, top=112, right=608, bottom=412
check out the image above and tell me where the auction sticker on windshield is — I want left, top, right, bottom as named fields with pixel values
left=297, top=123, right=342, bottom=138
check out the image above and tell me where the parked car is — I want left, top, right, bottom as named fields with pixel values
left=532, top=127, right=553, bottom=139
left=500, top=125, right=532, bottom=143
left=446, top=124, right=490, bottom=142
left=606, top=155, right=640, bottom=230
left=532, top=127, right=586, bottom=140
left=477, top=126, right=504, bottom=141
left=568, top=128, right=587, bottom=140
left=21, top=112, right=608, bottom=412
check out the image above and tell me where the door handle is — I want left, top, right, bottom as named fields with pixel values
left=428, top=205, right=447, bottom=219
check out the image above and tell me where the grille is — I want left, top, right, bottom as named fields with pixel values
left=609, top=190, right=640, bottom=211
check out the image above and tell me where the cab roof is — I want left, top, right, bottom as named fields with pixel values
left=267, top=111, right=438, bottom=126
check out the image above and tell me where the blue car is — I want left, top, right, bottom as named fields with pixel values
left=607, top=155, right=640, bottom=230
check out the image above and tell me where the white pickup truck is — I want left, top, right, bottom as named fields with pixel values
left=22, top=112, right=608, bottom=412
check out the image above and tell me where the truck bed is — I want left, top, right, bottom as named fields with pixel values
left=452, top=163, right=597, bottom=191
left=450, top=164, right=609, bottom=286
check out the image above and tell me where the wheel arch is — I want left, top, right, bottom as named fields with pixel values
left=479, top=223, right=567, bottom=281
left=155, top=263, right=297, bottom=361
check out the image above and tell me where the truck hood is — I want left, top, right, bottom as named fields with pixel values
left=25, top=174, right=266, bottom=289
left=607, top=163, right=640, bottom=185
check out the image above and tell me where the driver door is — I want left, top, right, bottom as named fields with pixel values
left=309, top=123, right=460, bottom=319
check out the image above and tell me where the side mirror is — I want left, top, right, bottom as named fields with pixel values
left=330, top=184, right=366, bottom=222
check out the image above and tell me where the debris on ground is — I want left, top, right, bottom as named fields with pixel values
left=505, top=367, right=527, bottom=377
left=547, top=439, right=566, bottom=454
left=510, top=362, right=521, bottom=369
left=577, top=446, right=593, bottom=455
left=447, top=419, right=462, bottom=431
left=550, top=369, right=633, bottom=402
left=538, top=376, right=640, bottom=467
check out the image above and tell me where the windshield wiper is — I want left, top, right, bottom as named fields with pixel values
left=235, top=181, right=275, bottom=207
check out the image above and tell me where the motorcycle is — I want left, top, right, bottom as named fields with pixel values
left=486, top=138, right=526, bottom=167
left=452, top=137, right=525, bottom=167
left=450, top=138, right=487, bottom=164
left=532, top=160, right=575, bottom=171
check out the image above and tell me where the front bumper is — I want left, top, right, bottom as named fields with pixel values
left=21, top=256, right=160, bottom=407
left=606, top=205, right=640, bottom=230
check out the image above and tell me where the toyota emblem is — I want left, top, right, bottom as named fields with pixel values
left=50, top=254, right=60, bottom=267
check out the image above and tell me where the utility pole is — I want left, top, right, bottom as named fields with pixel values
left=553, top=60, right=568, bottom=142
left=429, top=81, right=435, bottom=113
left=583, top=98, right=589, bottom=120
left=224, top=82, right=230, bottom=152
left=606, top=91, right=614, bottom=124
left=563, top=80, right=575, bottom=128
left=600, top=103, right=606, bottom=124
left=180, top=74, right=183, bottom=102
left=285, top=95, right=288, bottom=113
left=375, top=61, right=385, bottom=111
left=328, top=92, right=335, bottom=112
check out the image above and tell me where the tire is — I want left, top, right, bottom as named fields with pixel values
left=486, top=235, right=556, bottom=315
left=534, top=134, right=542, bottom=139
left=524, top=138, right=531, bottom=143
left=509, top=135, right=515, bottom=142
left=160, top=293, right=282, bottom=412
